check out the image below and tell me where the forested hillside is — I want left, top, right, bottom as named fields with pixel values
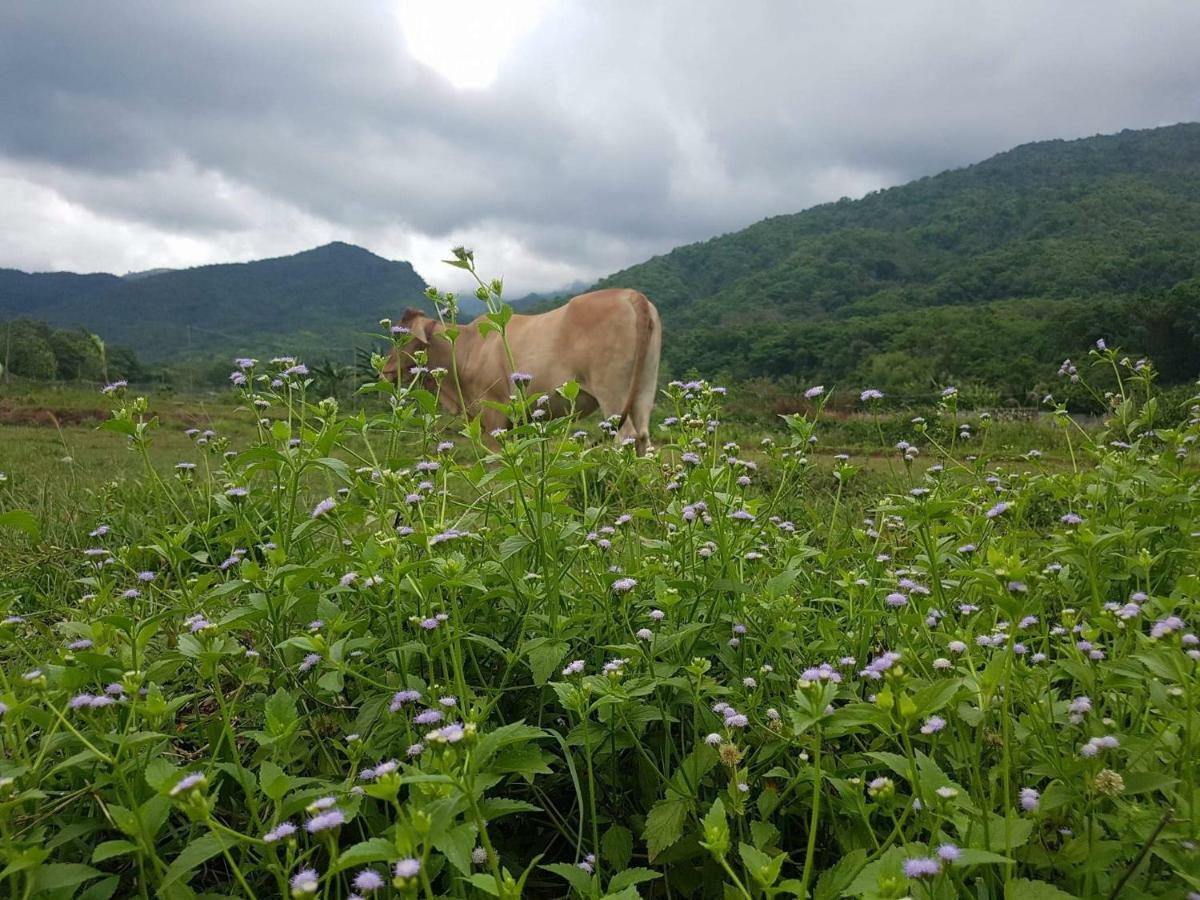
left=0, top=242, right=428, bottom=362
left=5, top=125, right=1200, bottom=396
left=595, top=123, right=1200, bottom=397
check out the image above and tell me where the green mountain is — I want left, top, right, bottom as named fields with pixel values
left=0, top=242, right=428, bottom=362
left=594, top=122, right=1200, bottom=397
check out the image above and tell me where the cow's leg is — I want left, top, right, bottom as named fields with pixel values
left=623, top=321, right=662, bottom=456
left=479, top=406, right=507, bottom=451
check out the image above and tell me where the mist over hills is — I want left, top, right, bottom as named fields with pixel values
left=3, top=124, right=1200, bottom=395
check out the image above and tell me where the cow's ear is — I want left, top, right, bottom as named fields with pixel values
left=399, top=308, right=436, bottom=343
left=412, top=316, right=437, bottom=344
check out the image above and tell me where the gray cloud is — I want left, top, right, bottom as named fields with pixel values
left=1, top=0, right=1198, bottom=290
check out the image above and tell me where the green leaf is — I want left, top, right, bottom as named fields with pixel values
left=700, top=797, right=730, bottom=856
left=464, top=873, right=501, bottom=895
left=161, top=833, right=229, bottom=888
left=526, top=641, right=569, bottom=685
left=143, top=757, right=178, bottom=793
left=0, top=510, right=39, bottom=542
left=313, top=457, right=352, bottom=482
left=1004, top=878, right=1081, bottom=899
left=264, top=688, right=298, bottom=738
left=750, top=820, right=780, bottom=851
left=475, top=721, right=548, bottom=763
left=331, top=838, right=395, bottom=874
left=813, top=848, right=867, bottom=900
left=601, top=825, right=634, bottom=872
left=91, top=840, right=138, bottom=863
left=954, top=848, right=1014, bottom=866
left=608, top=867, right=662, bottom=892
left=33, top=864, right=102, bottom=892
left=1121, top=772, right=1178, bottom=795
left=764, top=568, right=800, bottom=599
left=498, top=533, right=531, bottom=560
left=984, top=814, right=1034, bottom=852
left=542, top=862, right=595, bottom=896
left=108, top=805, right=138, bottom=837
left=434, top=823, right=476, bottom=876
left=491, top=744, right=554, bottom=781
left=259, top=760, right=289, bottom=802
left=845, top=846, right=905, bottom=897
left=78, top=876, right=120, bottom=900
left=644, top=797, right=690, bottom=861
left=738, top=842, right=784, bottom=887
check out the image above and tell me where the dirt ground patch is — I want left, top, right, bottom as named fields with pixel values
left=0, top=401, right=110, bottom=427
left=0, top=400, right=209, bottom=428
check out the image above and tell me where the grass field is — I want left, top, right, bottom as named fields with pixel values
left=0, top=346, right=1197, bottom=899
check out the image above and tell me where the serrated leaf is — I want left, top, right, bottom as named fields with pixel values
left=644, top=797, right=690, bottom=861
left=434, top=823, right=476, bottom=875
left=526, top=641, right=569, bottom=685
left=813, top=848, right=866, bottom=900
left=602, top=824, right=634, bottom=871
left=143, top=757, right=178, bottom=793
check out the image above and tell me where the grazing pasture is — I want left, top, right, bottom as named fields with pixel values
left=0, top=293, right=1197, bottom=898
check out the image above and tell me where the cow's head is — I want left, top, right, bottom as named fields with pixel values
left=381, top=309, right=459, bottom=408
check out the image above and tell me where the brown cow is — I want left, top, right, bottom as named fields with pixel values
left=383, top=289, right=662, bottom=455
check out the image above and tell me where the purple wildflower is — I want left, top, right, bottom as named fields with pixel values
left=986, top=501, right=1010, bottom=519
left=290, top=869, right=319, bottom=895
left=169, top=772, right=206, bottom=796
left=936, top=844, right=961, bottom=862
left=353, top=870, right=386, bottom=893
left=263, top=822, right=297, bottom=843
left=921, top=715, right=947, bottom=734
left=306, top=809, right=346, bottom=832
left=903, top=857, right=941, bottom=879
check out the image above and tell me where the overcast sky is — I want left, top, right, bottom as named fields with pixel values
left=2, top=1, right=1198, bottom=294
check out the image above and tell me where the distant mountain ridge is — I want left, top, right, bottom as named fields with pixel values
left=0, top=242, right=429, bottom=361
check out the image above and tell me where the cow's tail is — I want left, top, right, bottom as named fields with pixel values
left=617, top=292, right=653, bottom=430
